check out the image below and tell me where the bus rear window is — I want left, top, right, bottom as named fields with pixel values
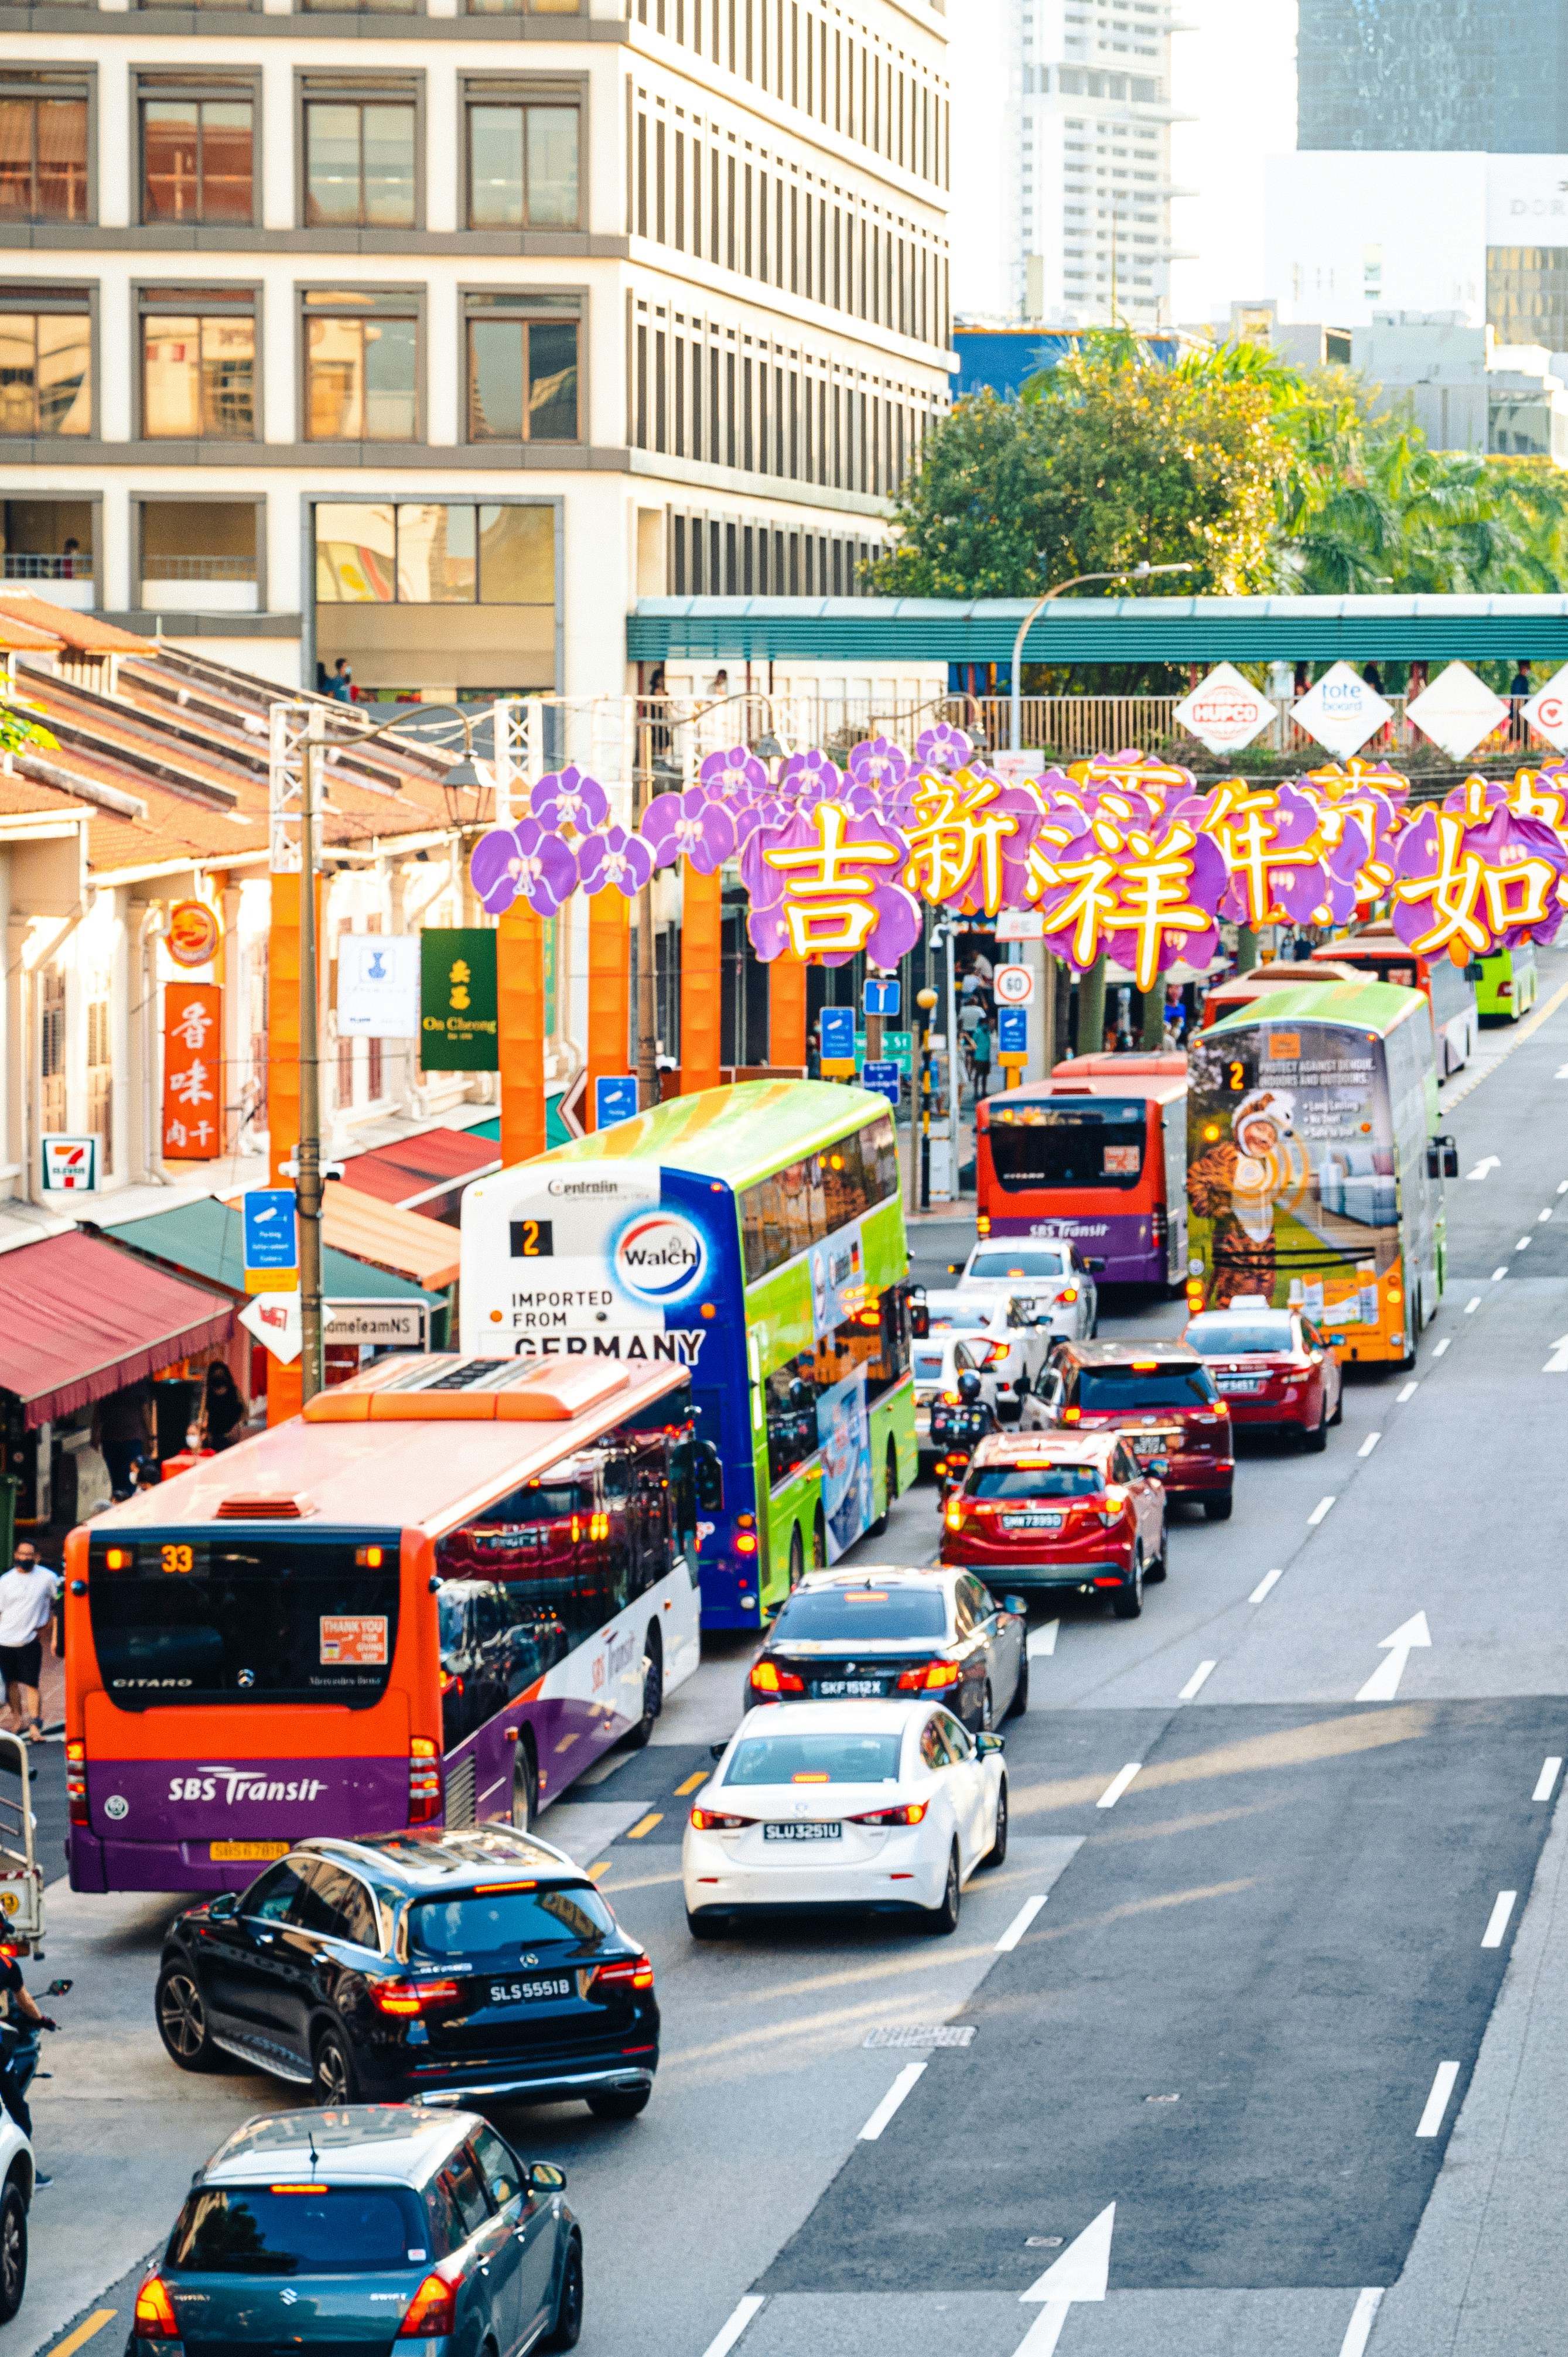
left=87, top=1532, right=401, bottom=1711
left=1073, top=1365, right=1217, bottom=1410
left=987, top=1102, right=1147, bottom=1191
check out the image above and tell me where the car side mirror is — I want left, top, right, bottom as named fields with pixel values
left=709, top=1741, right=728, bottom=1760
left=1083, top=1257, right=1106, bottom=1274
left=208, top=1891, right=238, bottom=1920
left=530, top=2163, right=567, bottom=2192
left=1003, top=1594, right=1027, bottom=1617
left=976, top=1732, right=1006, bottom=1757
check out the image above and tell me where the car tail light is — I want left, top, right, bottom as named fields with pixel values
left=1098, top=1484, right=1128, bottom=1527
left=689, top=1805, right=755, bottom=1830
left=944, top=1502, right=965, bottom=1532
left=749, top=1660, right=805, bottom=1695
left=897, top=1660, right=961, bottom=1691
left=370, top=1976, right=461, bottom=2016
left=134, top=2277, right=179, bottom=2341
left=851, top=1800, right=930, bottom=1826
left=66, top=1740, right=87, bottom=1827
left=398, top=2267, right=460, bottom=2338
left=408, top=1738, right=441, bottom=1825
left=941, top=1390, right=961, bottom=1406
left=1058, top=1284, right=1079, bottom=1304
left=1063, top=1406, right=1081, bottom=1423
left=591, top=1952, right=655, bottom=1992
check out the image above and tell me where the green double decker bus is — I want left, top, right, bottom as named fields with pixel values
left=460, top=1082, right=918, bottom=1628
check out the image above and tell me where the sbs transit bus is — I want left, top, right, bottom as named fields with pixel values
left=66, top=1355, right=713, bottom=1893
left=975, top=1057, right=1188, bottom=1289
left=459, top=1081, right=918, bottom=1630
left=1187, top=979, right=1452, bottom=1368
left=1311, top=928, right=1478, bottom=1076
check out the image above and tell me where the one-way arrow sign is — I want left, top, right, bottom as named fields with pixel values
left=1543, top=1332, right=1568, bottom=1374
left=1356, top=1611, right=1431, bottom=1703
left=1017, top=2202, right=1113, bottom=2354
left=1466, top=1156, right=1501, bottom=1181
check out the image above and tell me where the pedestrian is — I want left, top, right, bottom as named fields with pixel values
left=330, top=658, right=354, bottom=703
left=0, top=1543, right=59, bottom=1747
left=1363, top=661, right=1384, bottom=696
left=1509, top=660, right=1532, bottom=743
left=95, top=1378, right=152, bottom=1501
left=132, top=1457, right=162, bottom=1492
left=970, top=1019, right=992, bottom=1100
left=200, top=1362, right=245, bottom=1454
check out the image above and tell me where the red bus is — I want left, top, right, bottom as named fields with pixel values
left=65, top=1355, right=714, bottom=1894
left=976, top=1059, right=1189, bottom=1287
left=1200, top=960, right=1360, bottom=1026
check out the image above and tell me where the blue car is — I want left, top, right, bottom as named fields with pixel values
left=128, top=2104, right=582, bottom=2355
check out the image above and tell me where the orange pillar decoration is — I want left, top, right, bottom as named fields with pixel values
left=680, top=861, right=723, bottom=1095
left=265, top=872, right=303, bottom=1426
left=497, top=907, right=546, bottom=1167
left=586, top=890, right=631, bottom=1130
left=769, top=949, right=808, bottom=1074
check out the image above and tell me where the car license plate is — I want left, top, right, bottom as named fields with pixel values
left=815, top=1678, right=884, bottom=1696
left=209, top=1840, right=288, bottom=1863
left=1130, top=1433, right=1177, bottom=1460
left=488, top=1975, right=574, bottom=2005
left=1216, top=1376, right=1264, bottom=1392
left=1001, top=1511, right=1063, bottom=1530
left=763, top=1822, right=842, bottom=1842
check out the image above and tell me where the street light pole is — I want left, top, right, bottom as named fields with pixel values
left=1009, top=560, right=1197, bottom=753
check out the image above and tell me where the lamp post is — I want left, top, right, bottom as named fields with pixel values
left=1008, top=561, right=1196, bottom=753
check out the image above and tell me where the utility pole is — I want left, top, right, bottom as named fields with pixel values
left=298, top=713, right=324, bottom=1403
left=635, top=716, right=659, bottom=1108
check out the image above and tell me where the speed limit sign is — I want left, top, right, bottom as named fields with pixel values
left=994, top=964, right=1034, bottom=1007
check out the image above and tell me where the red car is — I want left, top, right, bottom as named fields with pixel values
left=1181, top=1293, right=1342, bottom=1451
left=941, top=1431, right=1167, bottom=1620
left=1026, top=1339, right=1234, bottom=1519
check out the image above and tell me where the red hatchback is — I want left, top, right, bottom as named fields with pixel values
left=1181, top=1294, right=1342, bottom=1451
left=940, top=1432, right=1167, bottom=1620
left=1027, top=1340, right=1234, bottom=1519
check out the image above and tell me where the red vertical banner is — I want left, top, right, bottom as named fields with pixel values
left=162, top=982, right=223, bottom=1159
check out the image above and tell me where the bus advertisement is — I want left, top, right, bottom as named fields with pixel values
left=66, top=1355, right=708, bottom=1893
left=460, top=1081, right=917, bottom=1628
left=1187, top=980, right=1444, bottom=1367
left=975, top=1061, right=1188, bottom=1287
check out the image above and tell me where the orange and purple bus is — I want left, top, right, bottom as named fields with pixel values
left=64, top=1355, right=712, bottom=1894
left=975, top=1057, right=1190, bottom=1288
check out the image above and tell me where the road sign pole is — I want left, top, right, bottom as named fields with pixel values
left=298, top=718, right=324, bottom=1405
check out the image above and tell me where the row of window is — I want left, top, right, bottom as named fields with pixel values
left=631, top=102, right=949, bottom=346
left=740, top=1116, right=900, bottom=1287
left=765, top=1287, right=910, bottom=1491
left=0, top=284, right=579, bottom=443
left=669, top=514, right=884, bottom=599
left=0, top=77, right=580, bottom=234
left=633, top=0, right=948, bottom=190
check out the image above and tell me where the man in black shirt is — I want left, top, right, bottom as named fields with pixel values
left=0, top=1951, right=55, bottom=2170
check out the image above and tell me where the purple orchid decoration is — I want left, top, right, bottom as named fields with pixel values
left=699, top=746, right=769, bottom=799
left=639, top=787, right=737, bottom=876
left=846, top=736, right=911, bottom=791
left=576, top=824, right=655, bottom=899
left=468, top=819, right=578, bottom=918
left=915, top=722, right=973, bottom=773
left=469, top=825, right=525, bottom=918
left=778, top=748, right=843, bottom=801
left=531, top=766, right=609, bottom=835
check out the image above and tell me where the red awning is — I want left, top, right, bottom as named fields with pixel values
left=0, top=1230, right=234, bottom=1428
left=339, top=1125, right=500, bottom=1217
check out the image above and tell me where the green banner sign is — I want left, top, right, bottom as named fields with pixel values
left=421, top=929, right=498, bottom=1071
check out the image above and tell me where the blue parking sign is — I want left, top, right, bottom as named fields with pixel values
left=819, top=1007, right=857, bottom=1066
left=595, top=1075, right=640, bottom=1128
left=999, top=1007, right=1029, bottom=1058
left=243, top=1188, right=298, bottom=1275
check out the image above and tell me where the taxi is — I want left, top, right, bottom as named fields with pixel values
left=939, top=1430, right=1166, bottom=1620
left=1181, top=1294, right=1342, bottom=1450
left=1025, top=1339, right=1234, bottom=1520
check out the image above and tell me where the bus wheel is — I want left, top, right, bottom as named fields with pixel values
left=788, top=1528, right=805, bottom=1590
left=511, top=1738, right=538, bottom=1832
left=811, top=1507, right=827, bottom=1570
left=622, top=1628, right=664, bottom=1750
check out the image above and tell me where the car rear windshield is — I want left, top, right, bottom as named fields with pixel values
left=1073, top=1364, right=1217, bottom=1409
left=1186, top=1314, right=1293, bottom=1356
left=406, top=1882, right=615, bottom=1963
left=969, top=1464, right=1101, bottom=1499
left=725, top=1731, right=903, bottom=1785
left=987, top=1102, right=1147, bottom=1192
left=168, top=2186, right=428, bottom=2275
left=770, top=1588, right=948, bottom=1641
left=966, top=1248, right=1068, bottom=1279
left=87, top=1532, right=401, bottom=1711
left=912, top=1347, right=951, bottom=1383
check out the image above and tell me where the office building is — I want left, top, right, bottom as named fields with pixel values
left=1297, top=0, right=1568, bottom=158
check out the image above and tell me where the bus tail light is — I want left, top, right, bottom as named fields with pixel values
left=133, top=2275, right=180, bottom=2341
left=398, top=2266, right=460, bottom=2339
left=897, top=1661, right=961, bottom=1691
left=736, top=1533, right=758, bottom=1555
left=370, top=1976, right=460, bottom=2016
left=408, top=1738, right=441, bottom=1824
left=590, top=1952, right=654, bottom=1993
left=749, top=1661, right=804, bottom=1695
left=66, top=1741, right=87, bottom=1827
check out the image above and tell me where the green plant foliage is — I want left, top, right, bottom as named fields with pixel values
left=0, top=701, right=57, bottom=757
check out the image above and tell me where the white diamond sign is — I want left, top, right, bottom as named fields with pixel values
left=1173, top=662, right=1277, bottom=756
left=1405, top=661, right=1510, bottom=761
left=1290, top=662, right=1394, bottom=759
left=1522, top=662, right=1568, bottom=751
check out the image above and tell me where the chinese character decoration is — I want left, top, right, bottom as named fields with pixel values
left=1069, top=749, right=1197, bottom=804
left=162, top=982, right=222, bottom=1160
left=903, top=767, right=1041, bottom=915
left=1183, top=781, right=1368, bottom=932
left=639, top=785, right=738, bottom=875
left=469, top=818, right=579, bottom=918
left=1031, top=812, right=1227, bottom=990
left=1392, top=777, right=1567, bottom=960
left=742, top=801, right=921, bottom=966
left=1508, top=763, right=1568, bottom=838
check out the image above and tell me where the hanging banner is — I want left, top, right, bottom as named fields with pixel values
left=1173, top=662, right=1277, bottom=756
left=1404, top=662, right=1511, bottom=763
left=1290, top=663, right=1395, bottom=760
left=162, top=982, right=223, bottom=1160
left=420, top=929, right=498, bottom=1071
left=339, top=934, right=420, bottom=1039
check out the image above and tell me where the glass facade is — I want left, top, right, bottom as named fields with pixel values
left=1298, top=0, right=1568, bottom=153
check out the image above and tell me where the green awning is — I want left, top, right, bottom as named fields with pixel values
left=467, top=1092, right=572, bottom=1150
left=97, top=1196, right=445, bottom=1310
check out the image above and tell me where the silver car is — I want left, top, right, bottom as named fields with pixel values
left=917, top=1290, right=1055, bottom=1415
left=951, top=1241, right=1100, bottom=1341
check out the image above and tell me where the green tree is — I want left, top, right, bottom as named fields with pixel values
left=0, top=700, right=56, bottom=759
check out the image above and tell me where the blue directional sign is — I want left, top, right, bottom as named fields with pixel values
left=864, top=977, right=901, bottom=1017
left=998, top=1007, right=1030, bottom=1058
left=860, top=1058, right=901, bottom=1109
left=243, top=1188, right=298, bottom=1276
left=819, top=1007, right=857, bottom=1068
left=595, top=1075, right=640, bottom=1129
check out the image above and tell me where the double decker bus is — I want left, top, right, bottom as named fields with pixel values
left=1311, top=928, right=1478, bottom=1076
left=975, top=1058, right=1189, bottom=1289
left=66, top=1355, right=711, bottom=1893
left=1187, top=979, right=1447, bottom=1367
left=460, top=1081, right=917, bottom=1628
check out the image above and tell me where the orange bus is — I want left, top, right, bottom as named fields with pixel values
left=65, top=1355, right=713, bottom=1894
left=975, top=1057, right=1190, bottom=1288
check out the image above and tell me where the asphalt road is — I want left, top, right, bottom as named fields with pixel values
left=18, top=951, right=1568, bottom=2357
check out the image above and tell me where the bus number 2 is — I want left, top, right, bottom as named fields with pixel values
left=509, top=1220, right=555, bottom=1259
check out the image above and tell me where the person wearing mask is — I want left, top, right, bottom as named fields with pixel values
left=970, top=1016, right=993, bottom=1101
left=200, top=1363, right=245, bottom=1454
left=0, top=1545, right=59, bottom=1747
left=95, top=1378, right=152, bottom=1499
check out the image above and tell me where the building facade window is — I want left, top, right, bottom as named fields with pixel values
left=39, top=968, right=65, bottom=1137
left=304, top=288, right=418, bottom=442
left=141, top=288, right=255, bottom=440
left=0, top=79, right=89, bottom=224
left=304, top=97, right=417, bottom=229
left=316, top=501, right=551, bottom=603
left=466, top=96, right=579, bottom=228
left=465, top=292, right=579, bottom=441
left=86, top=986, right=112, bottom=1177
left=141, top=90, right=253, bottom=225
left=0, top=286, right=91, bottom=438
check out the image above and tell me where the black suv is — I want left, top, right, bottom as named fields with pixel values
left=153, top=1826, right=659, bottom=2120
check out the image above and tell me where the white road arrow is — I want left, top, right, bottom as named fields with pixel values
left=1466, top=1156, right=1501, bottom=1181
left=1356, top=1612, right=1431, bottom=1703
left=1543, top=1333, right=1568, bottom=1374
left=1017, top=2202, right=1114, bottom=2354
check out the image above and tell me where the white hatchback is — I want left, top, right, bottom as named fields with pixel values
left=919, top=1290, right=1056, bottom=1409
left=954, top=1242, right=1099, bottom=1340
left=683, top=1699, right=1008, bottom=1938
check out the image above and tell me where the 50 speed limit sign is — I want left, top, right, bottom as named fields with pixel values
left=994, top=965, right=1035, bottom=1007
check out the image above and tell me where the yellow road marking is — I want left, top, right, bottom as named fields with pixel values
left=674, top=1771, right=706, bottom=1796
left=626, top=1812, right=663, bottom=1839
left=46, top=2312, right=119, bottom=2357
left=586, top=1860, right=610, bottom=1878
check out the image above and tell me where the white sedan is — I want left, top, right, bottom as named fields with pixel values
left=953, top=1241, right=1099, bottom=1341
left=919, top=1289, right=1056, bottom=1408
left=683, top=1699, right=1008, bottom=1938
left=911, top=1331, right=1003, bottom=1458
